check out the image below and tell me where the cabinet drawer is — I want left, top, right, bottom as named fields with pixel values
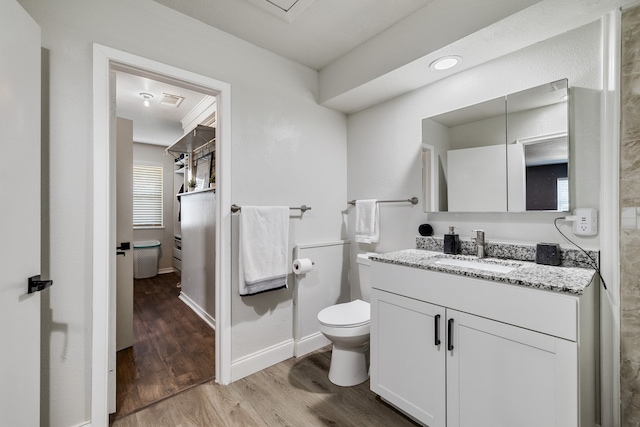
left=372, top=261, right=580, bottom=341
left=172, top=247, right=182, bottom=261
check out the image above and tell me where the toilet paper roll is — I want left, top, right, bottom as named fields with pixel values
left=292, top=258, right=313, bottom=275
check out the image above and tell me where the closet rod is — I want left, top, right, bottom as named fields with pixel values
left=347, top=197, right=419, bottom=206
left=230, top=204, right=311, bottom=213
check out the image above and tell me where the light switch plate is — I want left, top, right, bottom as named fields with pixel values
left=573, top=208, right=598, bottom=236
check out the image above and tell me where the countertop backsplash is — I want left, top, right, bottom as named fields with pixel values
left=416, top=236, right=599, bottom=270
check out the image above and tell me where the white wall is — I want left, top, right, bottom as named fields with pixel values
left=228, top=63, right=348, bottom=374
left=19, top=0, right=347, bottom=425
left=508, top=103, right=568, bottom=143
left=450, top=114, right=505, bottom=149
left=292, top=241, right=351, bottom=357
left=347, top=21, right=602, bottom=292
left=180, top=191, right=216, bottom=323
left=132, top=142, right=176, bottom=271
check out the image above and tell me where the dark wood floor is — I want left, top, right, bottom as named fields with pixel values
left=112, top=347, right=420, bottom=427
left=113, top=272, right=216, bottom=420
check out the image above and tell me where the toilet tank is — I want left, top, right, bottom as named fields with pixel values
left=356, top=252, right=376, bottom=302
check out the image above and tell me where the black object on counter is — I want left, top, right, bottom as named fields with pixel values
left=536, top=243, right=561, bottom=266
left=443, top=226, right=460, bottom=255
left=419, top=224, right=433, bottom=236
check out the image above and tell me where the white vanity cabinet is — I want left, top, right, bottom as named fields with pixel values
left=370, top=261, right=597, bottom=427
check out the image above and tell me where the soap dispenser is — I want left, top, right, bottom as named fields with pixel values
left=443, top=226, right=460, bottom=255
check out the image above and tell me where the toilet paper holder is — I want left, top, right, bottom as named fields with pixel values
left=292, top=258, right=315, bottom=274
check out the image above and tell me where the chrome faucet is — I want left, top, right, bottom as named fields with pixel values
left=473, top=229, right=485, bottom=258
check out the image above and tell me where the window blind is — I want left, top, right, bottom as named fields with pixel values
left=133, top=165, right=163, bottom=228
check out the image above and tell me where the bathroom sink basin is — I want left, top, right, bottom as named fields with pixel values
left=433, top=258, right=519, bottom=274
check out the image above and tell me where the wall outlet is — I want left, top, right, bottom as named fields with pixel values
left=573, top=208, right=598, bottom=236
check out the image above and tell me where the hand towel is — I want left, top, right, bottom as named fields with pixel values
left=355, top=199, right=379, bottom=243
left=239, top=206, right=289, bottom=296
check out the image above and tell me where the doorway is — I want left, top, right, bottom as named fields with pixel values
left=112, top=68, right=217, bottom=418
left=92, top=44, right=233, bottom=425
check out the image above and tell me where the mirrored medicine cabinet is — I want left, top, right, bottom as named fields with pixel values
left=422, top=79, right=569, bottom=213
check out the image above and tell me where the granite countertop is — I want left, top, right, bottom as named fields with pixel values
left=370, top=249, right=596, bottom=295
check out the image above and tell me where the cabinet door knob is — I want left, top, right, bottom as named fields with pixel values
left=434, top=314, right=441, bottom=346
left=448, top=318, right=454, bottom=351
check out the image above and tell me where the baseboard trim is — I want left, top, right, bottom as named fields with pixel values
left=294, top=332, right=331, bottom=357
left=231, top=339, right=294, bottom=382
left=178, top=292, right=216, bottom=330
left=158, top=267, right=175, bottom=275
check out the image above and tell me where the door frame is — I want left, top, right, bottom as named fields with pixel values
left=599, top=10, right=621, bottom=426
left=92, top=44, right=232, bottom=426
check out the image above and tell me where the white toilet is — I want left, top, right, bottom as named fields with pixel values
left=317, top=253, right=374, bottom=386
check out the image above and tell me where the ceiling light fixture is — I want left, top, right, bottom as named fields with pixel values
left=430, top=55, right=462, bottom=71
left=140, top=92, right=154, bottom=107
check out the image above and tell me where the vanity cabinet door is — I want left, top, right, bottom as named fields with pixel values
left=370, top=289, right=447, bottom=427
left=446, top=310, right=578, bottom=427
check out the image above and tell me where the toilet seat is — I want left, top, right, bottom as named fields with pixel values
left=318, top=299, right=370, bottom=328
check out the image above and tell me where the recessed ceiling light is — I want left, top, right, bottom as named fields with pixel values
left=139, top=92, right=153, bottom=107
left=430, top=55, right=462, bottom=71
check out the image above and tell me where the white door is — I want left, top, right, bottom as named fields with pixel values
left=370, top=289, right=447, bottom=427
left=115, top=117, right=134, bottom=352
left=0, top=1, right=42, bottom=425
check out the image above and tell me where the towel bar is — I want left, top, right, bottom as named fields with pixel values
left=231, top=204, right=311, bottom=213
left=347, top=197, right=418, bottom=206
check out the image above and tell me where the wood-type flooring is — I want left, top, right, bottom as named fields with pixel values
left=113, top=272, right=216, bottom=420
left=112, top=347, right=420, bottom=426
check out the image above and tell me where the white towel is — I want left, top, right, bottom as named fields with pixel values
left=355, top=199, right=379, bottom=243
left=239, top=206, right=289, bottom=296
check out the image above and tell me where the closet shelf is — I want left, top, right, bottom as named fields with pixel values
left=166, top=125, right=215, bottom=156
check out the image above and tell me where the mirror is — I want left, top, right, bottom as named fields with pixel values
left=506, top=80, right=569, bottom=211
left=422, top=79, right=568, bottom=213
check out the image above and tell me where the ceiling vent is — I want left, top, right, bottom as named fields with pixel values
left=266, top=0, right=297, bottom=12
left=245, top=0, right=315, bottom=23
left=160, top=93, right=185, bottom=108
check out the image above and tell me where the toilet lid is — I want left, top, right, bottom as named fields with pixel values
left=318, top=299, right=370, bottom=328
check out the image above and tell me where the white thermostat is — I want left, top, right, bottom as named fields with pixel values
left=573, top=208, right=598, bottom=236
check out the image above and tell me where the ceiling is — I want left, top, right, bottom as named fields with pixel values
left=115, top=71, right=211, bottom=146
left=119, top=0, right=437, bottom=145
left=122, top=0, right=539, bottom=146
left=152, top=0, right=434, bottom=71
left=124, top=0, right=634, bottom=144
